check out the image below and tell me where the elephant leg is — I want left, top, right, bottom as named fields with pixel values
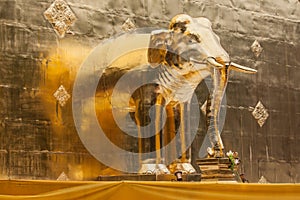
left=155, top=94, right=164, bottom=164
left=163, top=104, right=177, bottom=164
left=179, top=103, right=187, bottom=162
left=134, top=99, right=142, bottom=164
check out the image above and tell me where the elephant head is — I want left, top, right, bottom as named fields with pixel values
left=148, top=14, right=257, bottom=157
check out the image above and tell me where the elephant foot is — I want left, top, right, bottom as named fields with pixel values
left=207, top=145, right=224, bottom=158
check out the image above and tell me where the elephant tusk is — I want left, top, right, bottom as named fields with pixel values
left=189, top=58, right=206, bottom=64
left=207, top=57, right=223, bottom=68
left=230, top=62, right=257, bottom=73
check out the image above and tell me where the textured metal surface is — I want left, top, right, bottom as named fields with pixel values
left=0, top=0, right=299, bottom=182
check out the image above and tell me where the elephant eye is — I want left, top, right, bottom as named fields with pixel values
left=189, top=34, right=201, bottom=43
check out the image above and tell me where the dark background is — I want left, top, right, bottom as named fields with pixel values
left=0, top=0, right=299, bottom=182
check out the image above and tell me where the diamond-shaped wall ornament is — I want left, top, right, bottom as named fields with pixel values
left=201, top=100, right=207, bottom=115
left=251, top=40, right=263, bottom=58
left=53, top=85, right=70, bottom=106
left=258, top=176, right=269, bottom=184
left=44, top=0, right=76, bottom=38
left=252, top=101, right=269, bottom=127
left=121, top=18, right=136, bottom=32
left=57, top=171, right=69, bottom=181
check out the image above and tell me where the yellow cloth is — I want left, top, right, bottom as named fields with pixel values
left=0, top=180, right=299, bottom=200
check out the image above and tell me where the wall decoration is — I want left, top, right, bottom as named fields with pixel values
left=53, top=85, right=70, bottom=107
left=44, top=0, right=76, bottom=38
left=251, top=40, right=263, bottom=58
left=252, top=101, right=269, bottom=127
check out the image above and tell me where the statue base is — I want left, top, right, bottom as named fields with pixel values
left=196, top=158, right=238, bottom=182
left=97, top=161, right=201, bottom=182
left=168, top=162, right=196, bottom=174
left=138, top=163, right=170, bottom=174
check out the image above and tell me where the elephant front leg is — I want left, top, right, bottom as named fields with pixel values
left=179, top=102, right=187, bottom=162
left=155, top=94, right=163, bottom=165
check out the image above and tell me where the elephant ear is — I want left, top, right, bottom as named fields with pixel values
left=148, top=30, right=172, bottom=68
left=169, top=14, right=192, bottom=33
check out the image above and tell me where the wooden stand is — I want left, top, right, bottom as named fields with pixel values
left=196, top=158, right=239, bottom=182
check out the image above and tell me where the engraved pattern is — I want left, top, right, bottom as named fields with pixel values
left=44, top=0, right=76, bottom=38
left=252, top=101, right=269, bottom=127
left=251, top=40, right=263, bottom=58
left=53, top=85, right=71, bottom=106
left=121, top=18, right=136, bottom=32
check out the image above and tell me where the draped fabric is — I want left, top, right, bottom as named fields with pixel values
left=0, top=180, right=299, bottom=200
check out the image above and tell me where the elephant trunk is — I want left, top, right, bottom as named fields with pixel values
left=206, top=66, right=229, bottom=157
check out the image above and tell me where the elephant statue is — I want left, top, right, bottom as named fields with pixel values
left=73, top=14, right=257, bottom=174
left=148, top=14, right=257, bottom=158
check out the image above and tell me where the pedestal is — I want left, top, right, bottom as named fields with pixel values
left=168, top=162, right=196, bottom=174
left=138, top=163, right=170, bottom=174
left=196, top=158, right=238, bottom=182
left=97, top=173, right=201, bottom=181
